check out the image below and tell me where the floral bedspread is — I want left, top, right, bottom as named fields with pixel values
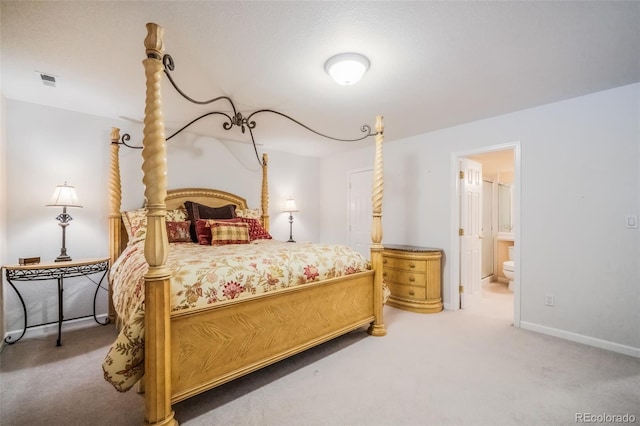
left=102, top=239, right=371, bottom=392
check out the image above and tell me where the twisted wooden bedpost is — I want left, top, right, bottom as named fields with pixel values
left=261, top=153, right=270, bottom=231
left=108, top=127, right=123, bottom=323
left=141, top=22, right=177, bottom=426
left=368, top=115, right=386, bottom=337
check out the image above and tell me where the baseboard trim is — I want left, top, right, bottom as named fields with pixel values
left=520, top=321, right=640, bottom=358
left=2, top=314, right=109, bottom=345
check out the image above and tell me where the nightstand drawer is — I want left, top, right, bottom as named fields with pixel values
left=386, top=281, right=426, bottom=300
left=383, top=269, right=426, bottom=286
left=382, top=245, right=443, bottom=314
left=382, top=256, right=427, bottom=272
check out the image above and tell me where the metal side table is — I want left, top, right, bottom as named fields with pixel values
left=3, top=257, right=110, bottom=346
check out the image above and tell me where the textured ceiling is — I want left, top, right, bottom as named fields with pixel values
left=2, top=1, right=639, bottom=157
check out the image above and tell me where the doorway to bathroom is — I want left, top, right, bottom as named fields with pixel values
left=450, top=142, right=520, bottom=326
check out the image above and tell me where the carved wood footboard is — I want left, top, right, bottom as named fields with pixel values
left=170, top=270, right=375, bottom=403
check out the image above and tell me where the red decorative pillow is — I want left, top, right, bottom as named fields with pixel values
left=166, top=221, right=191, bottom=243
left=196, top=218, right=241, bottom=245
left=240, top=218, right=272, bottom=241
left=209, top=221, right=250, bottom=245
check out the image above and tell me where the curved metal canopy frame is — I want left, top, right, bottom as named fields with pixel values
left=159, top=53, right=376, bottom=166
left=116, top=132, right=141, bottom=149
left=116, top=53, right=377, bottom=164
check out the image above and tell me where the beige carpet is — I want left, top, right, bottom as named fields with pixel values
left=1, top=283, right=638, bottom=426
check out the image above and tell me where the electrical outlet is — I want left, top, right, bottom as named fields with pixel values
left=626, top=215, right=638, bottom=229
left=544, top=293, right=555, bottom=307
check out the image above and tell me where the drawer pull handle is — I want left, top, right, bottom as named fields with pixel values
left=383, top=259, right=387, bottom=264
left=409, top=263, right=416, bottom=268
left=409, top=276, right=415, bottom=282
left=409, top=290, right=415, bottom=296
left=383, top=272, right=387, bottom=277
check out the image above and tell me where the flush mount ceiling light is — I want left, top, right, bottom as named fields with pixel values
left=324, top=52, right=370, bottom=86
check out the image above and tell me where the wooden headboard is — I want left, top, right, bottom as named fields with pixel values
left=115, top=188, right=254, bottom=255
left=165, top=187, right=249, bottom=211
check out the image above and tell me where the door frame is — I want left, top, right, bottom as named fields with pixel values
left=449, top=141, right=521, bottom=327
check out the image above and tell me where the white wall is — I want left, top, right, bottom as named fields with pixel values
left=320, top=83, right=640, bottom=354
left=2, top=100, right=320, bottom=336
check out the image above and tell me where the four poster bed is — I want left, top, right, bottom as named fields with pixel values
left=103, top=23, right=386, bottom=426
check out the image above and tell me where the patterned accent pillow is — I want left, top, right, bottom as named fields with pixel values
left=209, top=221, right=250, bottom=245
left=240, top=218, right=272, bottom=241
left=122, top=208, right=189, bottom=243
left=184, top=201, right=237, bottom=242
left=165, top=206, right=187, bottom=222
left=196, top=218, right=242, bottom=245
left=166, top=221, right=191, bottom=243
left=122, top=208, right=148, bottom=243
left=235, top=208, right=262, bottom=219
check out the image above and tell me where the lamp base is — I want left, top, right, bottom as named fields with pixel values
left=287, top=214, right=295, bottom=243
left=55, top=212, right=72, bottom=262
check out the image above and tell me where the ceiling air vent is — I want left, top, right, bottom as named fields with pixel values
left=39, top=72, right=57, bottom=87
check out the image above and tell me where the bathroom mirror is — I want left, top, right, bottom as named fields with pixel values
left=498, top=183, right=513, bottom=232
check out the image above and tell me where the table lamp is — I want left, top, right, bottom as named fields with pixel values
left=47, top=182, right=82, bottom=262
left=284, top=197, right=299, bottom=243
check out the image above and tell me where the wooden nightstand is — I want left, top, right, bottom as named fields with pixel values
left=2, top=257, right=110, bottom=346
left=383, top=245, right=443, bottom=314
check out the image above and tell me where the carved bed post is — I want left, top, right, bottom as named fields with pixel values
left=261, top=153, right=270, bottom=231
left=108, top=127, right=123, bottom=323
left=141, top=23, right=176, bottom=426
left=368, top=115, right=386, bottom=337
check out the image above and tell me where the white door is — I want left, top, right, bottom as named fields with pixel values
left=460, top=158, right=482, bottom=308
left=348, top=169, right=373, bottom=259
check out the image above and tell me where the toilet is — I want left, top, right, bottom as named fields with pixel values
left=503, top=246, right=515, bottom=291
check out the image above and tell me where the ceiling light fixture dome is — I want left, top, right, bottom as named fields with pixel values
left=324, top=52, right=370, bottom=86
